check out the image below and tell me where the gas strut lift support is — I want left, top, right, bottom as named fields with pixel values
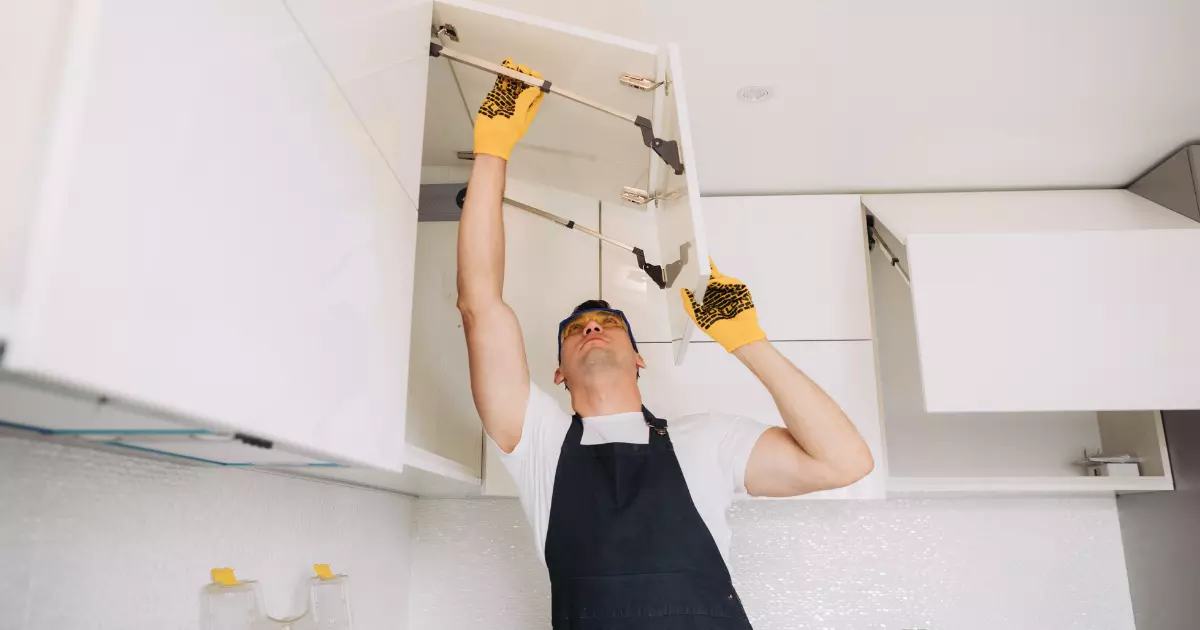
left=430, top=42, right=685, bottom=176
left=455, top=188, right=670, bottom=289
left=866, top=215, right=911, bottom=286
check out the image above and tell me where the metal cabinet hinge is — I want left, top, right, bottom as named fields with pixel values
left=619, top=74, right=665, bottom=91
left=621, top=186, right=683, bottom=205
left=432, top=23, right=459, bottom=42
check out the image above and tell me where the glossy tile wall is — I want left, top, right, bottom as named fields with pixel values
left=0, top=436, right=413, bottom=630
left=410, top=497, right=1135, bottom=629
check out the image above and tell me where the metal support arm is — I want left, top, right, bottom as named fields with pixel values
left=866, top=216, right=911, bottom=286
left=431, top=42, right=684, bottom=175
left=454, top=187, right=670, bottom=289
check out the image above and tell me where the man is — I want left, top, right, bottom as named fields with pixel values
left=457, top=60, right=875, bottom=629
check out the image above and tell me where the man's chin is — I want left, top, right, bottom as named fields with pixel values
left=578, top=347, right=621, bottom=370
left=580, top=346, right=611, bottom=361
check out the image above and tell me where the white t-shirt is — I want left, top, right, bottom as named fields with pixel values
left=493, top=382, right=772, bottom=569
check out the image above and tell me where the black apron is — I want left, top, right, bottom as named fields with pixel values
left=543, top=406, right=753, bottom=629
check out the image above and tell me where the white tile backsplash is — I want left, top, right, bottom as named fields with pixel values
left=410, top=497, right=1136, bottom=630
left=0, top=437, right=413, bottom=630
left=0, top=435, right=1137, bottom=630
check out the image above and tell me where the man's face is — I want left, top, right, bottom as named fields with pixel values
left=554, top=310, right=644, bottom=387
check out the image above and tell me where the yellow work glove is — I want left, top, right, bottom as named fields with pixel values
left=474, top=59, right=544, bottom=160
left=681, top=259, right=767, bottom=353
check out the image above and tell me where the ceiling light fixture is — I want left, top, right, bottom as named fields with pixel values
left=737, top=86, right=773, bottom=103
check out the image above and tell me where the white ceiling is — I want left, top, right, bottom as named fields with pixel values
left=467, top=0, right=1200, bottom=196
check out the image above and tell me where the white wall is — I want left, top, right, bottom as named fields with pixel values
left=410, top=497, right=1135, bottom=629
left=1118, top=411, right=1200, bottom=630
left=0, top=436, right=413, bottom=630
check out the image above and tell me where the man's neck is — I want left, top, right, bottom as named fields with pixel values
left=569, top=377, right=642, bottom=418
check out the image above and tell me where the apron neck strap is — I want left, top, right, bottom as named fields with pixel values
left=568, top=407, right=669, bottom=437
left=641, top=406, right=668, bottom=437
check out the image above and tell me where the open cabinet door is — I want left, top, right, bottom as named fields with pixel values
left=654, top=44, right=711, bottom=365
left=425, top=2, right=710, bottom=364
left=865, top=191, right=1200, bottom=412
left=906, top=230, right=1200, bottom=412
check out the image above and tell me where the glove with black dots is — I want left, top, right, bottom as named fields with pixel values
left=474, top=59, right=544, bottom=160
left=681, top=259, right=767, bottom=353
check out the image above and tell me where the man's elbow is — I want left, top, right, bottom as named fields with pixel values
left=821, top=449, right=876, bottom=491
left=837, top=450, right=875, bottom=487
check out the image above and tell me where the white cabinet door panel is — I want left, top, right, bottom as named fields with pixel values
left=864, top=190, right=1198, bottom=242
left=341, top=54, right=431, bottom=204
left=702, top=195, right=872, bottom=341
left=655, top=45, right=711, bottom=364
left=908, top=230, right=1200, bottom=411
left=638, top=341, right=884, bottom=500
left=0, top=379, right=197, bottom=434
left=9, top=0, right=417, bottom=471
left=112, top=436, right=329, bottom=466
left=288, top=0, right=433, bottom=203
left=286, top=0, right=432, bottom=82
left=1, top=0, right=73, bottom=341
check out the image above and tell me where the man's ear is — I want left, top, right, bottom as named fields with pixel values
left=635, top=353, right=646, bottom=369
left=553, top=367, right=565, bottom=386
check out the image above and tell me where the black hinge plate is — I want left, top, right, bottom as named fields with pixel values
left=634, top=116, right=684, bottom=176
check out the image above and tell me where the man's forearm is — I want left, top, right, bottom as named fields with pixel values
left=457, top=155, right=508, bottom=308
left=734, top=340, right=873, bottom=473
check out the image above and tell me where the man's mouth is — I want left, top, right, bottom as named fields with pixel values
left=581, top=336, right=607, bottom=348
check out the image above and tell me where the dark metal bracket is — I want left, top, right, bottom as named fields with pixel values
left=635, top=116, right=684, bottom=176
left=633, top=248, right=666, bottom=289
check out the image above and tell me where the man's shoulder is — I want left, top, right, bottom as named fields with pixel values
left=670, top=411, right=743, bottom=424
left=666, top=412, right=743, bottom=437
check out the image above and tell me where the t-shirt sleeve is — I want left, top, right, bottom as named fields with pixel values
left=719, top=415, right=773, bottom=495
left=487, top=380, right=570, bottom=560
left=493, top=380, right=563, bottom=479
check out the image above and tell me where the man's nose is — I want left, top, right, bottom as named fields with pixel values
left=583, top=319, right=603, bottom=335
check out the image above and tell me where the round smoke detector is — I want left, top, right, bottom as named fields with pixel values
left=737, top=86, right=773, bottom=103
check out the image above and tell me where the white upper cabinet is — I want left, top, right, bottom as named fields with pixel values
left=864, top=190, right=1200, bottom=412
left=701, top=196, right=872, bottom=342
left=864, top=189, right=1198, bottom=237
left=654, top=45, right=711, bottom=363
left=425, top=0, right=658, bottom=205
left=5, top=0, right=418, bottom=470
left=422, top=1, right=709, bottom=364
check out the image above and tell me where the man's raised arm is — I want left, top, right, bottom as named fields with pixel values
left=456, top=59, right=545, bottom=453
